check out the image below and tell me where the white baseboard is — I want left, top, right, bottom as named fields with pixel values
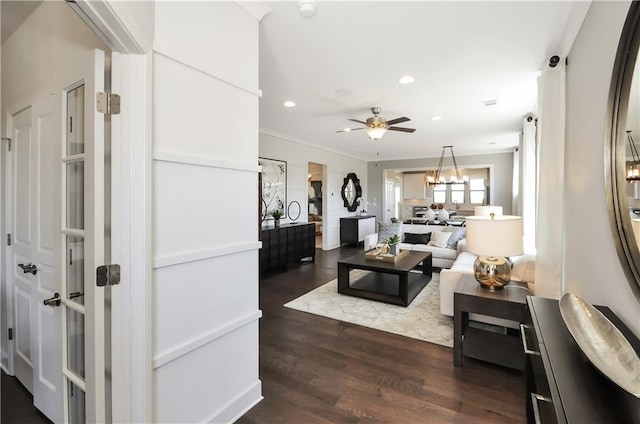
left=203, top=380, right=262, bottom=423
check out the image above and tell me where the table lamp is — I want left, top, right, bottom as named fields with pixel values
left=473, top=205, right=503, bottom=216
left=465, top=214, right=523, bottom=290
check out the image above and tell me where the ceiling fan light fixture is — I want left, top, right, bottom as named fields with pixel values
left=283, top=100, right=296, bottom=108
left=366, top=126, right=387, bottom=140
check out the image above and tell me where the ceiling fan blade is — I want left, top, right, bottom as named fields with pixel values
left=348, top=119, right=368, bottom=125
left=336, top=127, right=365, bottom=133
left=388, top=126, right=416, bottom=133
left=386, top=117, right=411, bottom=125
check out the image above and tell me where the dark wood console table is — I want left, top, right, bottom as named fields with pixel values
left=259, top=222, right=315, bottom=274
left=524, top=296, right=640, bottom=423
left=340, top=216, right=376, bottom=245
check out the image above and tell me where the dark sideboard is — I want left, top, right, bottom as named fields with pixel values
left=260, top=222, right=315, bottom=274
left=340, top=215, right=376, bottom=245
left=523, top=296, right=639, bottom=424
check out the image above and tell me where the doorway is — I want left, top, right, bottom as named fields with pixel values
left=308, top=162, right=325, bottom=249
left=1, top=2, right=111, bottom=422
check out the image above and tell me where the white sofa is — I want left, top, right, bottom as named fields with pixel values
left=439, top=251, right=536, bottom=327
left=396, top=223, right=467, bottom=268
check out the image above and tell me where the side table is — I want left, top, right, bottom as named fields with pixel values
left=453, top=274, right=531, bottom=369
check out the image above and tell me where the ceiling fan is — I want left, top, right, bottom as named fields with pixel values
left=337, top=106, right=416, bottom=140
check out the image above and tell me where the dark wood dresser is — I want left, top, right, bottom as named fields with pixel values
left=524, top=296, right=640, bottom=423
left=259, top=222, right=315, bottom=274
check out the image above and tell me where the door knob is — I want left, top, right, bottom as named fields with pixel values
left=18, top=263, right=37, bottom=275
left=43, top=292, right=61, bottom=307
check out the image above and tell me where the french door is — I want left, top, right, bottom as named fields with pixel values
left=6, top=48, right=107, bottom=423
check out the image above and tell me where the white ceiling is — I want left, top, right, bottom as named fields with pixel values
left=259, top=1, right=590, bottom=161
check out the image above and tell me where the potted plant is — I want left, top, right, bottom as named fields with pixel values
left=387, top=234, right=400, bottom=255
left=270, top=209, right=283, bottom=226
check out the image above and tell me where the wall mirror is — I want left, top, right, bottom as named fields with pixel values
left=341, top=173, right=362, bottom=212
left=608, top=1, right=640, bottom=299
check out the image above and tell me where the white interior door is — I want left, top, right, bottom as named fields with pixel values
left=384, top=178, right=396, bottom=223
left=5, top=47, right=106, bottom=423
left=60, top=48, right=106, bottom=424
left=8, top=94, right=63, bottom=421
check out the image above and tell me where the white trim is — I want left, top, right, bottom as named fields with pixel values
left=233, top=1, right=271, bottom=21
left=110, top=52, right=153, bottom=424
left=153, top=46, right=262, bottom=98
left=153, top=151, right=260, bottom=173
left=204, top=381, right=263, bottom=424
left=67, top=0, right=151, bottom=54
left=152, top=311, right=262, bottom=369
left=153, top=241, right=261, bottom=269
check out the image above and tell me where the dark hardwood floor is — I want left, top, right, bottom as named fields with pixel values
left=1, top=246, right=525, bottom=423
left=1, top=371, right=52, bottom=424
left=239, top=245, right=526, bottom=424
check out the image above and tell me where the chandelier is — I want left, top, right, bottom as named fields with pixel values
left=626, top=131, right=640, bottom=182
left=425, top=145, right=469, bottom=186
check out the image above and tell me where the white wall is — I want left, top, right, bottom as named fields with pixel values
left=565, top=0, right=640, bottom=337
left=0, top=0, right=109, bottom=372
left=151, top=3, right=262, bottom=422
left=260, top=133, right=368, bottom=249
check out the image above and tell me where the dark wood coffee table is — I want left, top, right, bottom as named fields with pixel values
left=454, top=274, right=531, bottom=369
left=337, top=250, right=432, bottom=306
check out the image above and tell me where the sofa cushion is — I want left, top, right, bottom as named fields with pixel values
left=450, top=251, right=477, bottom=272
left=403, top=232, right=431, bottom=244
left=410, top=243, right=458, bottom=260
left=442, top=226, right=466, bottom=249
left=428, top=231, right=452, bottom=248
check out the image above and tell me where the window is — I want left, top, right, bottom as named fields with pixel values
left=469, top=178, right=485, bottom=204
left=433, top=184, right=446, bottom=203
left=451, top=183, right=465, bottom=204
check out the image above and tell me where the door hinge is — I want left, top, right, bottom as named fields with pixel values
left=1, top=137, right=10, bottom=151
left=96, top=92, right=121, bottom=115
left=96, top=264, right=121, bottom=287
left=6, top=234, right=11, bottom=246
left=8, top=328, right=13, bottom=340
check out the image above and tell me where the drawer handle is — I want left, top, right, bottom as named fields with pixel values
left=520, top=324, right=540, bottom=356
left=531, top=392, right=552, bottom=424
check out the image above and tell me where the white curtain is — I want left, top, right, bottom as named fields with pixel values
left=535, top=58, right=566, bottom=299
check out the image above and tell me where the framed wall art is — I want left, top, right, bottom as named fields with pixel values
left=259, top=157, right=287, bottom=220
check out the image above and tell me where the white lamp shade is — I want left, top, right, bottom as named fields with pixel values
left=474, top=206, right=504, bottom=216
left=466, top=215, right=523, bottom=257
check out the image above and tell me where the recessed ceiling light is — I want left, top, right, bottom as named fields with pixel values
left=298, top=1, right=317, bottom=18
left=283, top=100, right=296, bottom=108
left=430, top=116, right=443, bottom=121
left=399, top=75, right=415, bottom=84
left=334, top=89, right=353, bottom=97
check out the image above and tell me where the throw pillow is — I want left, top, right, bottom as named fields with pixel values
left=427, top=231, right=452, bottom=248
left=378, top=221, right=402, bottom=241
left=443, top=226, right=466, bottom=249
left=403, top=232, right=431, bottom=244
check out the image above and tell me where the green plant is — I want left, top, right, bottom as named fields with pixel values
left=270, top=209, right=283, bottom=220
left=387, top=234, right=400, bottom=245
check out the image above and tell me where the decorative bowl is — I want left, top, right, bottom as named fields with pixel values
left=559, top=293, right=640, bottom=398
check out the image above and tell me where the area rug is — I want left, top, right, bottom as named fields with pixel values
left=284, top=271, right=454, bottom=348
